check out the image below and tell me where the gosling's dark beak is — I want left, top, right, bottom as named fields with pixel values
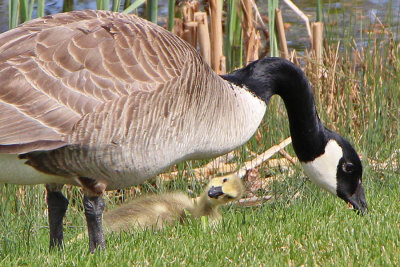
left=345, top=183, right=368, bottom=215
left=208, top=186, right=224, bottom=199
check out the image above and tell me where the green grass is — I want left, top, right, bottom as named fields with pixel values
left=0, top=167, right=399, bottom=265
left=1, top=6, right=400, bottom=267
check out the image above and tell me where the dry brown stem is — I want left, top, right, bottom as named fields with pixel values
left=326, top=42, right=340, bottom=114
left=278, top=148, right=297, bottom=164
left=194, top=12, right=211, bottom=65
left=246, top=29, right=261, bottom=64
left=311, top=22, right=324, bottom=66
left=282, top=0, right=312, bottom=43
left=172, top=18, right=184, bottom=38
left=201, top=151, right=236, bottom=170
left=183, top=21, right=198, bottom=47
left=290, top=49, right=300, bottom=65
left=235, top=137, right=293, bottom=177
left=275, top=8, right=289, bottom=60
left=181, top=1, right=199, bottom=48
left=209, top=0, right=224, bottom=74
left=182, top=0, right=199, bottom=22
left=237, top=196, right=272, bottom=206
left=158, top=137, right=294, bottom=181
left=240, top=0, right=261, bottom=64
left=241, top=0, right=254, bottom=44
left=250, top=0, right=268, bottom=34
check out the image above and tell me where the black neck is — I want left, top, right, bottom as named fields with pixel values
left=222, top=58, right=328, bottom=162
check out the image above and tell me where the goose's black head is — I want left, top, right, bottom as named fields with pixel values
left=222, top=57, right=368, bottom=214
left=332, top=133, right=368, bottom=214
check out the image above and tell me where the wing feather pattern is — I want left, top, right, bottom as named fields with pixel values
left=0, top=10, right=191, bottom=153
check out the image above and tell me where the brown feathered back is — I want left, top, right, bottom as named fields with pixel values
left=0, top=10, right=194, bottom=153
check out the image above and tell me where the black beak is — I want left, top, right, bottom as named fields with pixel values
left=208, top=186, right=224, bottom=199
left=345, top=183, right=368, bottom=215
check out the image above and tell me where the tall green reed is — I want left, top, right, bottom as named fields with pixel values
left=225, top=0, right=243, bottom=72
left=268, top=0, right=279, bottom=57
left=62, top=0, right=73, bottom=12
left=9, top=0, right=19, bottom=29
left=18, top=0, right=30, bottom=22
left=36, top=0, right=44, bottom=16
left=9, top=0, right=38, bottom=29
left=167, top=0, right=175, bottom=31
left=317, top=0, right=323, bottom=22
left=146, top=0, right=158, bottom=23
left=112, top=0, right=121, bottom=12
left=97, top=0, right=110, bottom=10
left=123, top=0, right=131, bottom=10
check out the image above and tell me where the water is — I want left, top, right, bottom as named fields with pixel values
left=0, top=1, right=8, bottom=33
left=0, top=0, right=399, bottom=51
left=273, top=0, right=400, bottom=51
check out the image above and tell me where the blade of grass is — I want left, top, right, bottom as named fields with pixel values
left=268, top=0, right=279, bottom=57
left=122, top=0, right=145, bottom=14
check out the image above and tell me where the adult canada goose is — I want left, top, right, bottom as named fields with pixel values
left=102, top=174, right=244, bottom=232
left=0, top=10, right=367, bottom=252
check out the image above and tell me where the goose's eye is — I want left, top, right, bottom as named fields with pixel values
left=223, top=178, right=228, bottom=183
left=342, top=162, right=355, bottom=174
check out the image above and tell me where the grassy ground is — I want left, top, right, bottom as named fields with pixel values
left=0, top=166, right=399, bottom=266
left=1, top=11, right=400, bottom=267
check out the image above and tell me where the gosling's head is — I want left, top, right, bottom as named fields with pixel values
left=206, top=174, right=245, bottom=206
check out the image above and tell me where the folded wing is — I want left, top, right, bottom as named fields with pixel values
left=0, top=10, right=191, bottom=153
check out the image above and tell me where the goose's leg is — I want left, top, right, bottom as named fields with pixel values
left=79, top=177, right=107, bottom=253
left=83, top=195, right=105, bottom=252
left=46, top=183, right=69, bottom=250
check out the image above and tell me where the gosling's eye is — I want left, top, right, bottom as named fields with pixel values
left=223, top=178, right=228, bottom=183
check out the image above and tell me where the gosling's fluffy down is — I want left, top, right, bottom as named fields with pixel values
left=104, top=192, right=194, bottom=232
left=103, top=174, right=244, bottom=232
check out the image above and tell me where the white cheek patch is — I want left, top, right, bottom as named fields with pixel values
left=301, top=140, right=343, bottom=195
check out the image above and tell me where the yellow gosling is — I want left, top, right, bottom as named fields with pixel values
left=103, top=174, right=244, bottom=232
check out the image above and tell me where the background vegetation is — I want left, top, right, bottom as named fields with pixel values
left=1, top=0, right=399, bottom=265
